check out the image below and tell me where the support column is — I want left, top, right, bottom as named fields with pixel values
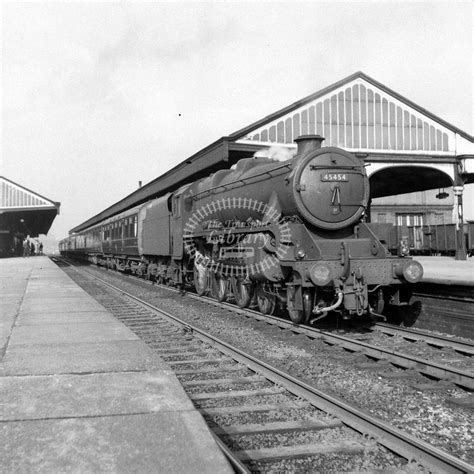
left=453, top=185, right=467, bottom=260
left=365, top=197, right=372, bottom=222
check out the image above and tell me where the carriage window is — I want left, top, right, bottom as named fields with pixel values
left=133, top=216, right=138, bottom=237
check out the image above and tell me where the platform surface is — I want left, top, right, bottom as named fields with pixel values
left=416, top=256, right=474, bottom=286
left=0, top=256, right=232, bottom=473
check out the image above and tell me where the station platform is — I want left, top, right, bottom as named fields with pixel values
left=416, top=256, right=474, bottom=286
left=0, top=256, right=232, bottom=473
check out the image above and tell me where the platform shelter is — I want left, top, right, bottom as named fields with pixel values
left=229, top=72, right=474, bottom=258
left=70, top=72, right=474, bottom=257
left=0, top=177, right=60, bottom=256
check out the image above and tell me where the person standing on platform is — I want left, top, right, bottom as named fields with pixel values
left=39, top=242, right=43, bottom=255
left=23, top=236, right=31, bottom=258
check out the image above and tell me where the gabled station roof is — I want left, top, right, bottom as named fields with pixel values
left=0, top=177, right=60, bottom=236
left=70, top=71, right=474, bottom=234
left=230, top=71, right=474, bottom=147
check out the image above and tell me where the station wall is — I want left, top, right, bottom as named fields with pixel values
left=371, top=189, right=454, bottom=226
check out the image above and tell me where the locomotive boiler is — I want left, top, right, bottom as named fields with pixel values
left=60, top=135, right=423, bottom=324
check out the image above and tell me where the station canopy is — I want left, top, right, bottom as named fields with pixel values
left=0, top=177, right=60, bottom=237
left=70, top=71, right=474, bottom=234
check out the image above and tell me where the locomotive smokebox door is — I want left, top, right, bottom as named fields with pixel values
left=292, top=146, right=369, bottom=230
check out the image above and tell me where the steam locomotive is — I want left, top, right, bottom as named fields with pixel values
left=59, top=135, right=423, bottom=324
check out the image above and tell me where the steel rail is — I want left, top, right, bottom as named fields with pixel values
left=372, top=322, right=474, bottom=356
left=71, top=266, right=473, bottom=474
left=210, top=433, right=251, bottom=474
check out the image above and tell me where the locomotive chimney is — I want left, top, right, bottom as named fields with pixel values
left=138, top=181, right=142, bottom=188
left=295, top=135, right=325, bottom=155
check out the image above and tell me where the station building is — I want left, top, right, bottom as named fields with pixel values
left=0, top=177, right=60, bottom=256
left=70, top=72, right=474, bottom=256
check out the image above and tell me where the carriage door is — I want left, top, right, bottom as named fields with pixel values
left=396, top=213, right=424, bottom=251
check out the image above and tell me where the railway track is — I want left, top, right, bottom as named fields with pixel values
left=69, top=255, right=473, bottom=392
left=53, top=258, right=473, bottom=472
left=195, top=295, right=474, bottom=390
left=54, top=257, right=474, bottom=390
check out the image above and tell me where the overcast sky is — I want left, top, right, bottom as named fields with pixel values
left=2, top=1, right=473, bottom=239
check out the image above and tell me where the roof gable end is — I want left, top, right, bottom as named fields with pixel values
left=0, top=177, right=59, bottom=210
left=231, top=71, right=473, bottom=155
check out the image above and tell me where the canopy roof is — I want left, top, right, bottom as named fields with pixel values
left=0, top=177, right=60, bottom=236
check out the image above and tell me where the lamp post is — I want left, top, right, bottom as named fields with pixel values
left=453, top=185, right=467, bottom=260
